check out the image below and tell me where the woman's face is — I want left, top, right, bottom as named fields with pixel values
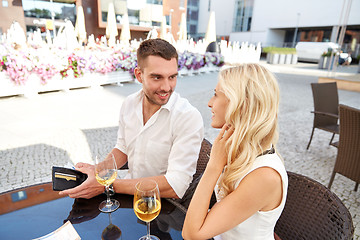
left=208, top=82, right=229, bottom=129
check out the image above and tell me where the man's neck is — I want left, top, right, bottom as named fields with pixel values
left=142, top=98, right=161, bottom=125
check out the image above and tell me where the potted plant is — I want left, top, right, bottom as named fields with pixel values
left=264, top=47, right=297, bottom=65
left=318, top=49, right=336, bottom=69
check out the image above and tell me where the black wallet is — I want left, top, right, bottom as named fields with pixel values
left=52, top=166, right=88, bottom=191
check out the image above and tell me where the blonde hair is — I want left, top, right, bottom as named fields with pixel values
left=217, top=63, right=280, bottom=197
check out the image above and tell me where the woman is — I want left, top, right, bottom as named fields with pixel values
left=182, top=64, right=288, bottom=240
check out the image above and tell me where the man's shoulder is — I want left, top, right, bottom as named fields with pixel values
left=123, top=90, right=142, bottom=104
left=171, top=92, right=199, bottom=115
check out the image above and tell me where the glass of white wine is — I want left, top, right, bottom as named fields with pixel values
left=134, top=179, right=161, bottom=240
left=95, top=153, right=120, bottom=213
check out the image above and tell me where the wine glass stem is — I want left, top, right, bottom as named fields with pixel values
left=146, top=221, right=151, bottom=239
left=105, top=186, right=112, bottom=207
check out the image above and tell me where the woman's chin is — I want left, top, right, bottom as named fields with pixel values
left=211, top=123, right=222, bottom=129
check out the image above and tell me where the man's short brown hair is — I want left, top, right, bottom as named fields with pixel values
left=137, top=39, right=178, bottom=69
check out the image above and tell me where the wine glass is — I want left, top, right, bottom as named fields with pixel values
left=133, top=179, right=161, bottom=240
left=95, top=153, right=120, bottom=213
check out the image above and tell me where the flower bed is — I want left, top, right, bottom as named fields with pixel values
left=0, top=43, right=224, bottom=97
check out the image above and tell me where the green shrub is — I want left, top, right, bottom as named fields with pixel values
left=263, top=47, right=296, bottom=54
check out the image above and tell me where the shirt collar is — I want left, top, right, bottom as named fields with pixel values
left=161, top=91, right=177, bottom=111
left=139, top=90, right=177, bottom=112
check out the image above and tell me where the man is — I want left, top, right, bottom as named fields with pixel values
left=60, top=39, right=204, bottom=199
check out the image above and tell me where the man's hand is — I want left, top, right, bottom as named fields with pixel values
left=59, top=163, right=105, bottom=199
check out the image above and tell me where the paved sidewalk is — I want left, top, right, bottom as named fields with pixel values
left=0, top=61, right=359, bottom=238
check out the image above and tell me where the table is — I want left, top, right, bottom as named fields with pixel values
left=0, top=183, right=185, bottom=239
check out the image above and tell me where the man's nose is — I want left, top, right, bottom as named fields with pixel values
left=160, top=79, right=171, bottom=92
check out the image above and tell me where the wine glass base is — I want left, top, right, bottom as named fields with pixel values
left=99, top=199, right=120, bottom=213
left=138, top=235, right=160, bottom=240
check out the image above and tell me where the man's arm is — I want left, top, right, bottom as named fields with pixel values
left=59, top=148, right=178, bottom=199
left=112, top=175, right=178, bottom=198
left=59, top=148, right=128, bottom=199
left=111, top=148, right=178, bottom=198
left=164, top=108, right=204, bottom=198
left=111, top=148, right=128, bottom=169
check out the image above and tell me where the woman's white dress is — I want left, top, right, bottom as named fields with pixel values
left=214, top=152, right=288, bottom=240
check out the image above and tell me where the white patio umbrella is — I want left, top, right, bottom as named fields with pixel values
left=7, top=21, right=27, bottom=48
left=146, top=28, right=158, bottom=39
left=106, top=2, right=118, bottom=47
left=205, top=11, right=216, bottom=44
left=64, top=19, right=79, bottom=51
left=74, top=6, right=86, bottom=45
left=160, top=16, right=167, bottom=40
left=120, top=12, right=131, bottom=44
left=178, top=12, right=187, bottom=41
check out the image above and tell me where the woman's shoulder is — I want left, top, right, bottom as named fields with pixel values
left=254, top=152, right=286, bottom=174
left=235, top=152, right=287, bottom=188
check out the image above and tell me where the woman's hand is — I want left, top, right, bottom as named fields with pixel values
left=208, top=124, right=235, bottom=171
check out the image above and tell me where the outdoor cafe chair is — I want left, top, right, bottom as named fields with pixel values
left=328, top=104, right=360, bottom=191
left=120, top=138, right=213, bottom=209
left=307, top=82, right=339, bottom=150
left=166, top=138, right=215, bottom=213
left=275, top=171, right=354, bottom=240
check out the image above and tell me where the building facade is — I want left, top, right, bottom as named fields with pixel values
left=194, top=0, right=360, bottom=55
left=0, top=0, right=187, bottom=42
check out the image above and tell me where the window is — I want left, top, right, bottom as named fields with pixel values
left=22, top=0, right=75, bottom=21
left=190, top=24, right=197, bottom=34
left=192, top=11, right=198, bottom=21
left=146, top=0, right=162, bottom=4
left=2, top=0, right=8, bottom=7
left=128, top=9, right=140, bottom=24
left=232, top=0, right=253, bottom=32
left=188, top=0, right=198, bottom=7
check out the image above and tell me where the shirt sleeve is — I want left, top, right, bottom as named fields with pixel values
left=114, top=101, right=127, bottom=154
left=164, top=108, right=204, bottom=198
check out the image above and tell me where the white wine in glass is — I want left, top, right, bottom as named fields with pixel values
left=134, top=179, right=161, bottom=240
left=95, top=153, right=120, bottom=213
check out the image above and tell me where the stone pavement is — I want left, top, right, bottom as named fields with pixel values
left=0, top=61, right=359, bottom=238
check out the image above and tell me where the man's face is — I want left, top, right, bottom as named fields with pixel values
left=135, top=55, right=178, bottom=107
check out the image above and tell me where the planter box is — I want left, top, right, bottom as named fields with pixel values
left=94, top=71, right=133, bottom=86
left=268, top=54, right=280, bottom=64
left=0, top=71, right=134, bottom=98
left=37, top=75, right=69, bottom=93
left=318, top=56, right=335, bottom=70
left=318, top=56, right=326, bottom=69
left=285, top=54, right=292, bottom=64
left=278, top=54, right=286, bottom=64
left=266, top=53, right=271, bottom=63
left=291, top=54, right=298, bottom=64
left=178, top=65, right=219, bottom=77
left=0, top=72, right=26, bottom=97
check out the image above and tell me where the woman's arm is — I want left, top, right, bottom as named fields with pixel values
left=182, top=125, right=282, bottom=240
left=183, top=168, right=282, bottom=240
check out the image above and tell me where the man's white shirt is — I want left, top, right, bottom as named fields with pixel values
left=115, top=89, right=204, bottom=198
